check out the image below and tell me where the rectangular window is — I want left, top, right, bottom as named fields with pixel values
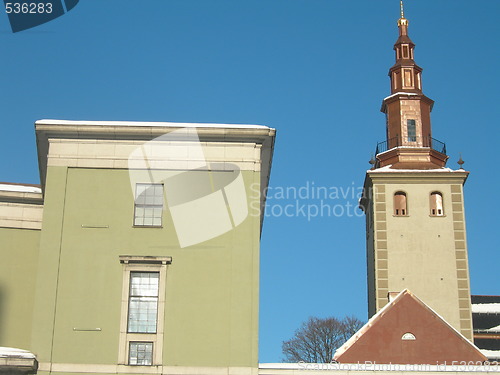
left=134, top=184, right=163, bottom=226
left=128, top=272, right=159, bottom=333
left=407, top=119, right=417, bottom=142
left=129, top=342, right=153, bottom=366
left=403, top=45, right=409, bottom=58
left=118, top=256, right=172, bottom=367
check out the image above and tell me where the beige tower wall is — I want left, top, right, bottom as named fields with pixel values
left=363, top=169, right=473, bottom=340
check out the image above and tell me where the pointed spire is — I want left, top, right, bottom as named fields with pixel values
left=377, top=1, right=448, bottom=169
left=397, top=0, right=409, bottom=37
left=398, top=0, right=408, bottom=28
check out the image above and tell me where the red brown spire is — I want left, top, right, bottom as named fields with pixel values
left=376, top=2, right=448, bottom=169
left=389, top=4, right=422, bottom=95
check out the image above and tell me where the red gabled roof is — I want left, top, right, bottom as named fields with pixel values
left=334, top=290, right=487, bottom=365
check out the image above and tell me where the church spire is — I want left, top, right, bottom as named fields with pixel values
left=389, top=1, right=420, bottom=94
left=398, top=0, right=406, bottom=24
left=376, top=1, right=448, bottom=169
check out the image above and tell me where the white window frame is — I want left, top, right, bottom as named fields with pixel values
left=133, top=183, right=164, bottom=227
left=118, top=256, right=172, bottom=366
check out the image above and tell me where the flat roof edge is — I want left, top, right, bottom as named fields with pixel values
left=35, top=119, right=274, bottom=131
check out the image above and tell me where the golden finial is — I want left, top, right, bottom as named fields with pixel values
left=398, top=0, right=408, bottom=26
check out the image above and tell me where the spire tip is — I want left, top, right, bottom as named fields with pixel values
left=398, top=0, right=408, bottom=27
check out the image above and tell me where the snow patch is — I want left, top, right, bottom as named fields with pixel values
left=0, top=184, right=41, bottom=194
left=36, top=119, right=271, bottom=130
left=487, top=325, right=500, bottom=333
left=369, top=165, right=458, bottom=173
left=480, top=349, right=500, bottom=360
left=472, top=303, right=500, bottom=314
left=383, top=92, right=419, bottom=101
left=0, top=347, right=36, bottom=359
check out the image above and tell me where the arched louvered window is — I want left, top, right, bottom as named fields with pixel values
left=394, top=192, right=407, bottom=216
left=430, top=192, right=444, bottom=216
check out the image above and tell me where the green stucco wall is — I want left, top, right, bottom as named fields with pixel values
left=31, top=165, right=261, bottom=370
left=0, top=226, right=40, bottom=349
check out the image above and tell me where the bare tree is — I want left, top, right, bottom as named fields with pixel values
left=282, top=316, right=364, bottom=363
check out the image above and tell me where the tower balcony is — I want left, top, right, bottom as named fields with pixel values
left=373, top=136, right=448, bottom=169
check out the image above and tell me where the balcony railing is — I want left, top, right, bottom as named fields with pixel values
left=375, top=136, right=447, bottom=155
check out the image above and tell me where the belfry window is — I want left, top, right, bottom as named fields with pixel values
left=394, top=192, right=407, bottom=216
left=430, top=192, right=444, bottom=216
left=407, top=119, right=416, bottom=142
left=402, top=45, right=409, bottom=58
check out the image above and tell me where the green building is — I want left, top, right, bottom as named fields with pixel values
left=0, top=120, right=276, bottom=374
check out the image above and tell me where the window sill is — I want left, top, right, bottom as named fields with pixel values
left=132, top=225, right=163, bottom=228
left=429, top=215, right=446, bottom=218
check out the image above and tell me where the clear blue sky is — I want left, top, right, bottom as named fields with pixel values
left=1, top=0, right=498, bottom=363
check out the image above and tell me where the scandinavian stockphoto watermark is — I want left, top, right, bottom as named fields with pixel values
left=249, top=181, right=365, bottom=221
left=3, top=0, right=79, bottom=33
left=127, top=128, right=365, bottom=247
left=298, top=361, right=499, bottom=372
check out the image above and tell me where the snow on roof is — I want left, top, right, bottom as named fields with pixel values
left=472, top=303, right=500, bottom=314
left=0, top=183, right=42, bottom=194
left=383, top=92, right=419, bottom=101
left=486, top=325, right=500, bottom=333
left=369, top=165, right=459, bottom=173
left=36, top=119, right=272, bottom=130
left=0, top=347, right=36, bottom=359
left=334, top=289, right=483, bottom=362
left=334, top=289, right=403, bottom=359
left=480, top=349, right=500, bottom=360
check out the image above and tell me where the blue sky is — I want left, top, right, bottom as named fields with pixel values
left=1, top=0, right=499, bottom=363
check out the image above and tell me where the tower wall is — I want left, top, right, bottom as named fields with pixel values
left=364, top=170, right=473, bottom=340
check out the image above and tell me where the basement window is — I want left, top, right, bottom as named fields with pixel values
left=129, top=342, right=153, bottom=366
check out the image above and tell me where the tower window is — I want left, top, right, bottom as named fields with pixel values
left=403, top=69, right=413, bottom=87
left=403, top=45, right=409, bottom=58
left=407, top=119, right=416, bottom=142
left=430, top=192, right=444, bottom=216
left=394, top=192, right=408, bottom=216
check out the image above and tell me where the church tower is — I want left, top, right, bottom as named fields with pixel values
left=360, top=2, right=473, bottom=341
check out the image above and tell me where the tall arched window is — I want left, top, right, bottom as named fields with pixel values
left=430, top=192, right=444, bottom=216
left=394, top=192, right=407, bottom=216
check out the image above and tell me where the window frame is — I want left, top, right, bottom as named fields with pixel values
left=407, top=119, right=417, bottom=142
left=118, top=256, right=172, bottom=366
left=127, top=271, right=160, bottom=334
left=393, top=191, right=408, bottom=217
left=133, top=183, right=164, bottom=228
left=430, top=191, right=445, bottom=217
left=128, top=341, right=154, bottom=366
